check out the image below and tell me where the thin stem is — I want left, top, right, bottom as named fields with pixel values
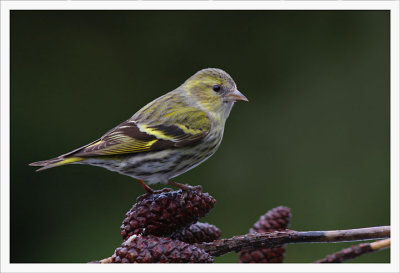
left=197, top=226, right=390, bottom=257
left=370, top=238, right=390, bottom=250
left=314, top=239, right=391, bottom=263
left=99, top=257, right=113, bottom=263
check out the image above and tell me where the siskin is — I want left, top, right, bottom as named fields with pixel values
left=30, top=68, right=248, bottom=192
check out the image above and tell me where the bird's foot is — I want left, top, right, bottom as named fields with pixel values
left=136, top=182, right=173, bottom=202
left=168, top=181, right=202, bottom=192
left=137, top=179, right=155, bottom=194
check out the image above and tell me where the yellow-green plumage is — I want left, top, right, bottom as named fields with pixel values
left=30, top=68, right=247, bottom=186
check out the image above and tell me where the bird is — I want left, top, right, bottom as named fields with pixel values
left=29, top=68, right=248, bottom=193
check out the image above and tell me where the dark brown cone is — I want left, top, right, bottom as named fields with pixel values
left=170, top=222, right=222, bottom=244
left=112, top=235, right=214, bottom=263
left=239, top=206, right=291, bottom=263
left=315, top=243, right=373, bottom=263
left=121, top=189, right=216, bottom=240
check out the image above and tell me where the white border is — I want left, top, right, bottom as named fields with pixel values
left=1, top=1, right=399, bottom=272
left=390, top=0, right=400, bottom=270
left=0, top=0, right=399, bottom=10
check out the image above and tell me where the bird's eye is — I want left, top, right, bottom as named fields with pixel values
left=212, top=85, right=221, bottom=92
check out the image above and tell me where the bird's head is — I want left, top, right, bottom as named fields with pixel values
left=182, top=68, right=248, bottom=120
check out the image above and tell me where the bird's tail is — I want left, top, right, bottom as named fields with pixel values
left=29, top=157, right=84, bottom=172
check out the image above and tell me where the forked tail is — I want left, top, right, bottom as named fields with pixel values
left=29, top=157, right=83, bottom=172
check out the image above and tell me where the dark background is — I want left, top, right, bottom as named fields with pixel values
left=11, top=10, right=390, bottom=263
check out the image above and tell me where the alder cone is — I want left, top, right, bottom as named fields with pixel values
left=121, top=189, right=216, bottom=240
left=112, top=235, right=214, bottom=263
left=251, top=206, right=291, bottom=233
left=239, top=206, right=291, bottom=263
left=170, top=222, right=221, bottom=244
left=315, top=243, right=372, bottom=263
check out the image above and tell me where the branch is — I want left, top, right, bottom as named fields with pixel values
left=196, top=226, right=390, bottom=257
left=91, top=189, right=389, bottom=263
left=314, top=238, right=391, bottom=263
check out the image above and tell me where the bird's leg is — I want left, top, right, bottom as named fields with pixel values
left=136, top=180, right=173, bottom=202
left=137, top=179, right=155, bottom=194
left=168, top=180, right=202, bottom=192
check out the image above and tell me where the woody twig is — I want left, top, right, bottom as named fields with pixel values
left=90, top=188, right=390, bottom=263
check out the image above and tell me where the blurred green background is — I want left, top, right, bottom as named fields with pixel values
left=11, top=10, right=390, bottom=263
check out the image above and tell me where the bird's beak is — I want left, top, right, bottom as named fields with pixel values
left=224, top=89, right=249, bottom=102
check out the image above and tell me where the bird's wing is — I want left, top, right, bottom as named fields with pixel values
left=71, top=107, right=210, bottom=157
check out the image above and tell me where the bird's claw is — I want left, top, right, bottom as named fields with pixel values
left=168, top=181, right=202, bottom=193
left=136, top=187, right=173, bottom=202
